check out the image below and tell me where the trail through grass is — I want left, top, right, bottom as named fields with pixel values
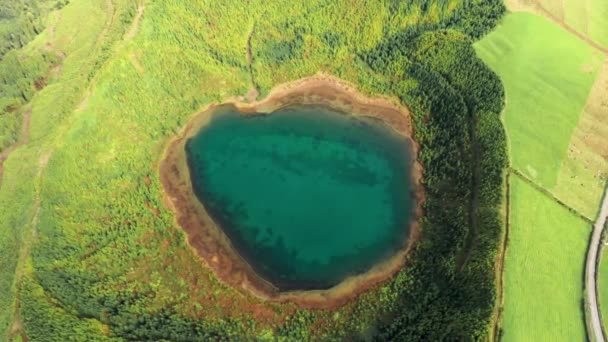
left=0, top=0, right=123, bottom=338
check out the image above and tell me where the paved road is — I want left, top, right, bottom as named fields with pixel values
left=587, top=188, right=608, bottom=342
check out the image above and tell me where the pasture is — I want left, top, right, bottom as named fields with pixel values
left=506, top=0, right=608, bottom=50
left=501, top=176, right=590, bottom=341
left=475, top=12, right=605, bottom=218
left=476, top=11, right=608, bottom=341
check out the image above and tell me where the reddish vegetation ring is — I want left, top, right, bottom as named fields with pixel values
left=159, top=75, right=425, bottom=309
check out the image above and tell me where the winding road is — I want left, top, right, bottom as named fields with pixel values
left=586, top=187, right=608, bottom=342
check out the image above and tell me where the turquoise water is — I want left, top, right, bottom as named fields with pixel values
left=186, top=105, right=414, bottom=290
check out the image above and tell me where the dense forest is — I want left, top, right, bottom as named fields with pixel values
left=0, top=0, right=508, bottom=340
left=365, top=29, right=507, bottom=339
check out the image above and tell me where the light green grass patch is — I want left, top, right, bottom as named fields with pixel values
left=475, top=12, right=602, bottom=189
left=563, top=0, right=608, bottom=50
left=512, top=0, right=608, bottom=50
left=551, top=61, right=608, bottom=219
left=501, top=176, right=590, bottom=341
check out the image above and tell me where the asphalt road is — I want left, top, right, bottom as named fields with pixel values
left=586, top=189, right=608, bottom=342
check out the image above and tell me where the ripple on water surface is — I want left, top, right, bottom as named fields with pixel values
left=186, top=105, right=414, bottom=290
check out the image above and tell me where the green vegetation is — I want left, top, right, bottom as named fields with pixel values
left=0, top=0, right=509, bottom=340
left=0, top=0, right=64, bottom=59
left=502, top=176, right=590, bottom=341
left=564, top=0, right=608, bottom=48
left=0, top=0, right=63, bottom=152
left=0, top=49, right=58, bottom=150
left=476, top=11, right=608, bottom=340
left=0, top=0, right=125, bottom=337
left=519, top=0, right=608, bottom=49
left=475, top=12, right=604, bottom=218
left=581, top=0, right=608, bottom=49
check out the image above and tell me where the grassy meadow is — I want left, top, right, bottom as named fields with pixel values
left=564, top=0, right=608, bottom=49
left=501, top=176, right=590, bottom=341
left=475, top=12, right=605, bottom=218
left=476, top=10, right=608, bottom=341
left=507, top=0, right=608, bottom=50
left=552, top=61, right=608, bottom=220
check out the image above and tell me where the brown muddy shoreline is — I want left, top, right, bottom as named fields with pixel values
left=159, top=74, right=424, bottom=309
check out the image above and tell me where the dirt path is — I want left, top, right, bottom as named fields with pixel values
left=0, top=6, right=69, bottom=190
left=586, top=186, right=608, bottom=342
left=5, top=1, right=120, bottom=338
left=492, top=171, right=512, bottom=341
left=98, top=0, right=116, bottom=43
left=7, top=151, right=52, bottom=342
left=0, top=109, right=32, bottom=189
left=124, top=4, right=144, bottom=41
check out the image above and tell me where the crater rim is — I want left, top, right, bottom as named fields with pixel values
left=159, top=74, right=425, bottom=309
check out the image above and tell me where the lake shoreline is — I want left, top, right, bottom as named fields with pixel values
left=159, top=74, right=425, bottom=309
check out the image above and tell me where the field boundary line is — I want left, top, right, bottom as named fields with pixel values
left=510, top=168, right=593, bottom=223
left=508, top=1, right=608, bottom=56
left=492, top=171, right=511, bottom=341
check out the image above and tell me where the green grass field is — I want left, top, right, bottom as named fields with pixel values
left=475, top=12, right=604, bottom=218
left=475, top=11, right=608, bottom=341
left=534, top=0, right=608, bottom=334
left=564, top=0, right=608, bottom=49
left=528, top=0, right=608, bottom=49
left=502, top=176, right=590, bottom=341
